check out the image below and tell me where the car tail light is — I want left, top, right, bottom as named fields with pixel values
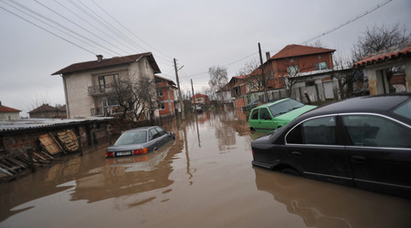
left=105, top=151, right=114, bottom=158
left=251, top=150, right=255, bottom=158
left=133, top=148, right=148, bottom=155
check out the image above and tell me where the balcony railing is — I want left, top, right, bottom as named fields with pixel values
left=88, top=85, right=116, bottom=96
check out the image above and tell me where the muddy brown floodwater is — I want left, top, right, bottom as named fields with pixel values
left=1, top=108, right=411, bottom=228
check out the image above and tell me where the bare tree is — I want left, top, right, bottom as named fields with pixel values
left=236, top=60, right=267, bottom=92
left=208, top=66, right=228, bottom=100
left=236, top=59, right=259, bottom=76
left=109, top=75, right=157, bottom=126
left=279, top=59, right=312, bottom=98
left=332, top=55, right=356, bottom=99
left=308, top=40, right=326, bottom=48
left=352, top=23, right=410, bottom=62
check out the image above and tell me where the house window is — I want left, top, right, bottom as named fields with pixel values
left=158, top=102, right=165, bottom=110
left=306, top=81, right=315, bottom=87
left=157, top=90, right=164, bottom=97
left=315, top=62, right=327, bottom=70
left=109, top=97, right=119, bottom=106
left=99, top=74, right=119, bottom=92
left=287, top=65, right=299, bottom=76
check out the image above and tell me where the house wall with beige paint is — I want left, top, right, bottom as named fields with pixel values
left=63, top=57, right=157, bottom=118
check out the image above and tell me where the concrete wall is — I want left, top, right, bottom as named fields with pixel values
left=0, top=112, right=20, bottom=121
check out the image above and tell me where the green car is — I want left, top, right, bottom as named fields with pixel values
left=248, top=98, right=317, bottom=132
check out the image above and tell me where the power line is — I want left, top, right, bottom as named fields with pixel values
left=89, top=0, right=174, bottom=62
left=0, top=2, right=95, bottom=55
left=302, top=0, right=393, bottom=44
left=34, top=0, right=125, bottom=56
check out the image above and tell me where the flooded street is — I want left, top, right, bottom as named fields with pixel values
left=1, top=108, right=411, bottom=228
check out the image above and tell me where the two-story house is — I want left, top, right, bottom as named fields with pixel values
left=237, top=44, right=338, bottom=106
left=266, top=44, right=336, bottom=102
left=155, top=75, right=177, bottom=117
left=52, top=53, right=161, bottom=119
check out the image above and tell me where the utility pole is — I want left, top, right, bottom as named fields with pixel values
left=174, top=58, right=185, bottom=120
left=258, top=43, right=269, bottom=103
left=191, top=79, right=196, bottom=112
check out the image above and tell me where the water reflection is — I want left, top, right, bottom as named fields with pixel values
left=73, top=145, right=177, bottom=203
left=253, top=167, right=411, bottom=228
left=0, top=108, right=254, bottom=224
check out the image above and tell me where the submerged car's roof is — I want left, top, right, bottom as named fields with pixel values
left=125, top=126, right=158, bottom=132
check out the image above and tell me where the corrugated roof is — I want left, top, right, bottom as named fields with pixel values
left=353, top=42, right=411, bottom=67
left=270, top=44, right=336, bottom=60
left=0, top=117, right=112, bottom=132
left=0, top=105, right=21, bottom=113
left=52, top=52, right=161, bottom=75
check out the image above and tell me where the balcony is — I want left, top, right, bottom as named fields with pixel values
left=88, top=85, right=116, bottom=96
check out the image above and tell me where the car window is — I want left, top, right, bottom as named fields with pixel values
left=250, top=109, right=259, bottom=120
left=288, top=99, right=304, bottom=109
left=114, top=131, right=147, bottom=145
left=269, top=100, right=297, bottom=117
left=393, top=99, right=411, bottom=120
left=286, top=116, right=336, bottom=145
left=155, top=127, right=166, bottom=136
left=342, top=115, right=411, bottom=148
left=149, top=128, right=160, bottom=140
left=259, top=108, right=271, bottom=120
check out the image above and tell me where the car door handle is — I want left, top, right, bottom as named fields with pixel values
left=351, top=156, right=366, bottom=162
left=291, top=151, right=301, bottom=156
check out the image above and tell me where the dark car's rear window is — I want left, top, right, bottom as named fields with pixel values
left=114, top=131, right=147, bottom=145
left=393, top=99, right=411, bottom=120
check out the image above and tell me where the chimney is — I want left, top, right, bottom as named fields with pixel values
left=266, top=52, right=271, bottom=61
left=96, top=54, right=103, bottom=62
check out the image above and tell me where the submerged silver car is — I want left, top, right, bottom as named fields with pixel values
left=105, top=126, right=175, bottom=158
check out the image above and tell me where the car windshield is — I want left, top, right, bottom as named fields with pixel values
left=269, top=99, right=304, bottom=117
left=114, top=130, right=147, bottom=146
left=393, top=99, right=411, bottom=120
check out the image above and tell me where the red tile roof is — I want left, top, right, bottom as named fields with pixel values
left=353, top=42, right=411, bottom=67
left=270, top=44, right=336, bottom=60
left=0, top=105, right=21, bottom=113
left=52, top=52, right=161, bottom=75
left=29, top=104, right=66, bottom=113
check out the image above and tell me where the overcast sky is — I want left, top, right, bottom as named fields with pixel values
left=1, top=0, right=410, bottom=117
